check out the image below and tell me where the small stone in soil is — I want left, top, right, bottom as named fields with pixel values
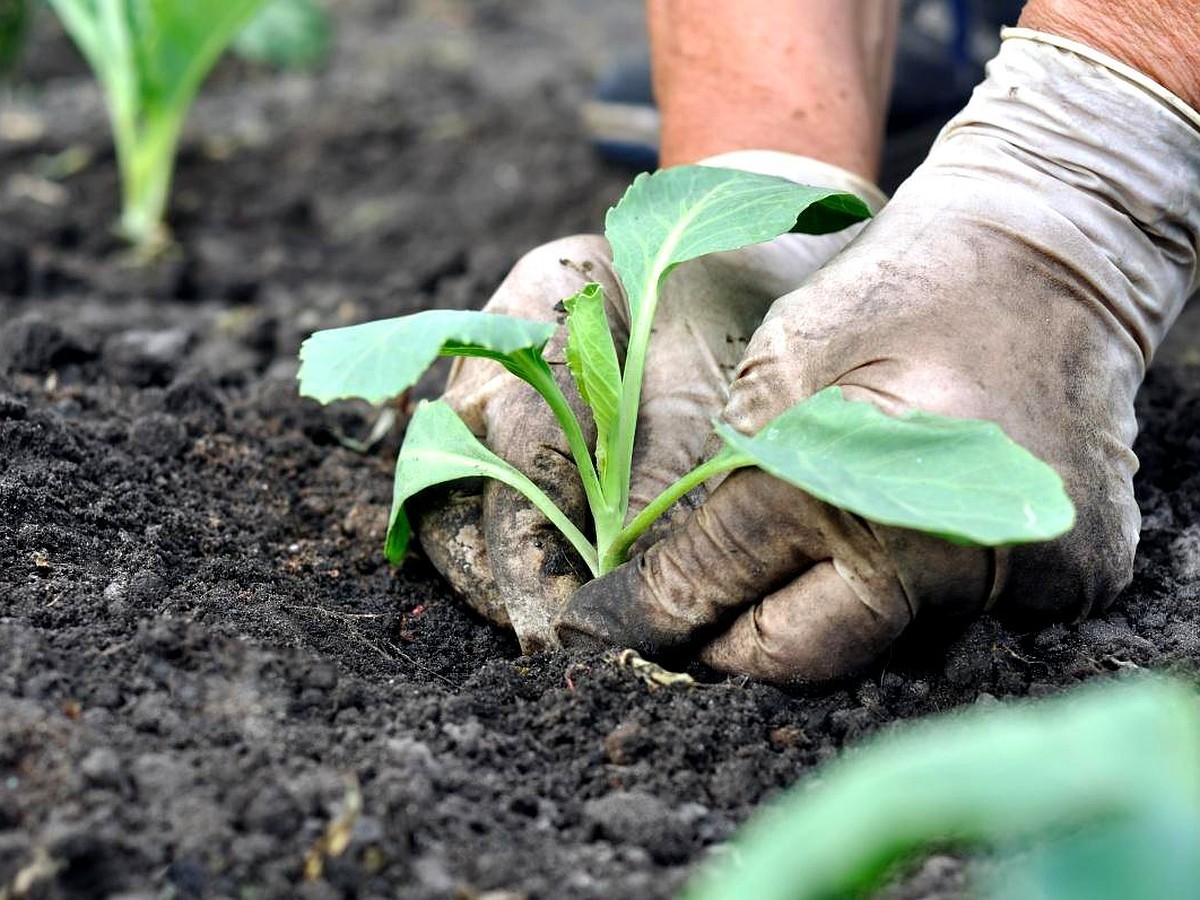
left=127, top=412, right=189, bottom=460
left=79, top=747, right=123, bottom=788
left=0, top=316, right=92, bottom=374
left=582, top=790, right=694, bottom=864
left=104, top=328, right=193, bottom=387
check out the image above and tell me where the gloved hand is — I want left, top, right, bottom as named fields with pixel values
left=555, top=31, right=1200, bottom=682
left=414, top=154, right=886, bottom=652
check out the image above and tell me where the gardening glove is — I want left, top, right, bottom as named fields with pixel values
left=414, top=154, right=887, bottom=652
left=555, top=31, right=1200, bottom=682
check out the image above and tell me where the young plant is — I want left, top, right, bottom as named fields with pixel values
left=45, top=0, right=269, bottom=249
left=298, top=166, right=1075, bottom=578
left=683, top=677, right=1200, bottom=900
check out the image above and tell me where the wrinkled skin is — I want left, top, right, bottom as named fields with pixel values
left=554, top=37, right=1200, bottom=682
left=414, top=163, right=874, bottom=651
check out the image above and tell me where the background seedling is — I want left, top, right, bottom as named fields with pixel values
left=45, top=0, right=270, bottom=249
left=298, top=166, right=1075, bottom=578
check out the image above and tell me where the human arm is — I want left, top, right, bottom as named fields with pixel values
left=555, top=10, right=1200, bottom=681
left=1021, top=0, right=1200, bottom=109
left=647, top=0, right=898, bottom=176
left=411, top=2, right=901, bottom=651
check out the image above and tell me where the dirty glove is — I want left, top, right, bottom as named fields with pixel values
left=556, top=31, right=1200, bottom=682
left=414, top=154, right=886, bottom=652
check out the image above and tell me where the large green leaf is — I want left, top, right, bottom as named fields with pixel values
left=564, top=282, right=622, bottom=479
left=714, top=387, right=1075, bottom=545
left=600, top=166, right=872, bottom=524
left=684, top=678, right=1200, bottom=900
left=298, top=309, right=558, bottom=405
left=606, top=166, right=870, bottom=324
left=385, top=400, right=597, bottom=573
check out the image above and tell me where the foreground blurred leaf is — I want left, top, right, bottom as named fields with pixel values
left=685, top=677, right=1200, bottom=900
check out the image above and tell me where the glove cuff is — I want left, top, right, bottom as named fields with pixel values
left=924, top=32, right=1200, bottom=358
left=697, top=150, right=889, bottom=215
left=1001, top=27, right=1200, bottom=135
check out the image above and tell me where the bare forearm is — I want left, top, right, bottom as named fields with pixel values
left=1021, top=0, right=1200, bottom=108
left=647, top=0, right=899, bottom=178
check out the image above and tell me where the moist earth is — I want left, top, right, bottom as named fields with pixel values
left=2, top=2, right=1200, bottom=898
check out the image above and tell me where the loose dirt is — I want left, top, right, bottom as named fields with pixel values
left=2, top=2, right=1199, bottom=897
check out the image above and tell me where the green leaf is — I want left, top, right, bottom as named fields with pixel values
left=385, top=400, right=597, bottom=574
left=78, top=0, right=269, bottom=118
left=564, top=282, right=622, bottom=479
left=233, top=0, right=330, bottom=69
left=606, top=166, right=870, bottom=324
left=714, top=387, right=1075, bottom=545
left=299, top=308, right=605, bottom=532
left=684, top=677, right=1200, bottom=900
left=600, top=165, right=872, bottom=529
left=983, top=814, right=1200, bottom=900
left=45, top=0, right=270, bottom=244
left=298, top=309, right=558, bottom=406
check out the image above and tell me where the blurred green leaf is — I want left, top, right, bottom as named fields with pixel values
left=683, top=677, right=1200, bottom=900
left=233, top=0, right=329, bottom=70
left=45, top=0, right=269, bottom=245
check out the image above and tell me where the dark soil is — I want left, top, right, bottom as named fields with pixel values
left=2, top=3, right=1200, bottom=898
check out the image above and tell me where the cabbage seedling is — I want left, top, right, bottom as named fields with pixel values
left=298, top=166, right=1074, bottom=578
left=45, top=0, right=269, bottom=248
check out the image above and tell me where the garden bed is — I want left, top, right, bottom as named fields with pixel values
left=2, top=2, right=1200, bottom=897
